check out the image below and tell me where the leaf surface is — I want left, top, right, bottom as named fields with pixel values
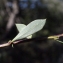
left=12, top=19, right=46, bottom=41
left=16, top=24, right=26, bottom=32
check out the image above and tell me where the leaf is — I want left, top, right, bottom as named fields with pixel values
left=12, top=19, right=46, bottom=42
left=27, top=35, right=32, bottom=39
left=16, top=24, right=32, bottom=39
left=16, top=24, right=26, bottom=32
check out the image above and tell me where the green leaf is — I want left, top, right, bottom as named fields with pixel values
left=16, top=24, right=26, bottom=32
left=27, top=35, right=32, bottom=39
left=12, top=19, right=46, bottom=41
left=16, top=24, right=32, bottom=39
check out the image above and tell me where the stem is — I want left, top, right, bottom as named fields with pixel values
left=0, top=33, right=63, bottom=48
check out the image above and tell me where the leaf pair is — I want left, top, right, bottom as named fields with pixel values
left=16, top=24, right=32, bottom=39
left=12, top=19, right=46, bottom=42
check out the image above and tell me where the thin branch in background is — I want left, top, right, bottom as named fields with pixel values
left=6, top=0, right=19, bottom=31
left=1, top=0, right=19, bottom=41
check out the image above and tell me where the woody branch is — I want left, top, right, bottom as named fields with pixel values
left=0, top=33, right=63, bottom=48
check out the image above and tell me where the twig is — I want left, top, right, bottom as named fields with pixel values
left=0, top=33, right=63, bottom=48
left=48, top=34, right=63, bottom=39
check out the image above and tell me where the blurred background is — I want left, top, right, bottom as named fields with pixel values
left=0, top=0, right=63, bottom=63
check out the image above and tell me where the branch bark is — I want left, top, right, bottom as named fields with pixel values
left=0, top=33, right=63, bottom=48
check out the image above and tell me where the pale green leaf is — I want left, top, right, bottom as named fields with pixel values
left=16, top=24, right=32, bottom=39
left=12, top=19, right=46, bottom=41
left=27, top=35, right=32, bottom=39
left=16, top=24, right=26, bottom=32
